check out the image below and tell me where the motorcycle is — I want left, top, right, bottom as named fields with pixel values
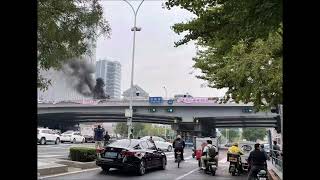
left=200, top=155, right=218, bottom=176
left=176, top=150, right=182, bottom=168
left=227, top=153, right=243, bottom=176
left=256, top=169, right=268, bottom=180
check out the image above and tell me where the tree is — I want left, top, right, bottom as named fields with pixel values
left=165, top=0, right=282, bottom=110
left=38, top=0, right=111, bottom=90
left=219, top=128, right=240, bottom=142
left=114, top=122, right=146, bottom=138
left=114, top=122, right=127, bottom=137
left=242, top=128, right=267, bottom=142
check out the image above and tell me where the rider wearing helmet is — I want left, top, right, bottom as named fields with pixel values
left=228, top=142, right=244, bottom=173
left=228, top=143, right=244, bottom=155
left=173, top=135, right=185, bottom=161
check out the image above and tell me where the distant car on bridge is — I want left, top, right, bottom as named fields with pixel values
left=141, top=136, right=173, bottom=152
left=60, top=131, right=85, bottom=143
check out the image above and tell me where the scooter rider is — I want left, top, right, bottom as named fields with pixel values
left=200, top=140, right=218, bottom=170
left=228, top=143, right=244, bottom=173
left=247, top=143, right=268, bottom=180
left=173, top=135, right=185, bottom=162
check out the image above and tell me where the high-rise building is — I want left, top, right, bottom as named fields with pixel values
left=96, top=60, right=121, bottom=99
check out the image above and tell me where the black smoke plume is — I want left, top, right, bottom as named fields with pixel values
left=63, top=58, right=110, bottom=99
left=63, top=58, right=95, bottom=97
left=93, top=78, right=107, bottom=99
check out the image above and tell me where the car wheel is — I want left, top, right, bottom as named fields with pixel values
left=160, top=157, right=166, bottom=170
left=72, top=138, right=76, bottom=144
left=137, top=160, right=146, bottom=175
left=102, top=166, right=110, bottom=173
left=167, top=145, right=172, bottom=152
left=40, top=137, right=46, bottom=145
left=55, top=138, right=60, bottom=144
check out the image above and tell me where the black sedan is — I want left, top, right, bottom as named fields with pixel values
left=96, top=139, right=167, bottom=175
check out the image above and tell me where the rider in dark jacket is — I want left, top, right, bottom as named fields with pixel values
left=173, top=135, right=185, bottom=161
left=247, top=143, right=267, bottom=180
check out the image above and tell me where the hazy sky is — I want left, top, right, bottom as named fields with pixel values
left=96, top=0, right=227, bottom=98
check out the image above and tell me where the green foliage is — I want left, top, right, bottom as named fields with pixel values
left=242, top=128, right=267, bottom=142
left=38, top=0, right=111, bottom=90
left=114, top=123, right=172, bottom=139
left=219, top=128, right=240, bottom=142
left=69, top=147, right=96, bottom=162
left=114, top=122, right=146, bottom=138
left=165, top=0, right=282, bottom=110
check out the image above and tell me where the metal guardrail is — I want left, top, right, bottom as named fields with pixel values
left=269, top=149, right=283, bottom=172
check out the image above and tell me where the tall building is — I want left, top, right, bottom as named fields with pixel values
left=38, top=40, right=96, bottom=102
left=96, top=60, right=121, bottom=99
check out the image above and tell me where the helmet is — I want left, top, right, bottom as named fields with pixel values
left=177, top=135, right=181, bottom=139
left=233, top=143, right=238, bottom=146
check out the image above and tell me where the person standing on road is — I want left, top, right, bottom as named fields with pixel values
left=103, top=131, right=110, bottom=146
left=272, top=141, right=280, bottom=165
left=94, top=125, right=105, bottom=157
left=173, top=135, right=185, bottom=161
left=247, top=143, right=267, bottom=180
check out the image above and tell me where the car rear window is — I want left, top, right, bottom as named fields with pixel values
left=109, top=139, right=140, bottom=148
left=63, top=131, right=73, bottom=134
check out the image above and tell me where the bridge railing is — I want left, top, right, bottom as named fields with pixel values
left=269, top=149, right=283, bottom=172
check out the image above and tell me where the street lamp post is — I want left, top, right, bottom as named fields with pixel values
left=123, top=0, right=145, bottom=139
left=163, top=86, right=168, bottom=100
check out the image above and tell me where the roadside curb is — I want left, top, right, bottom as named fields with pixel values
left=38, top=163, right=68, bottom=176
left=39, top=167, right=100, bottom=179
left=38, top=159, right=97, bottom=178
left=268, top=169, right=280, bottom=180
left=57, top=160, right=97, bottom=169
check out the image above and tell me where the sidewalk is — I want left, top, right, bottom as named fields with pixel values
left=267, top=160, right=283, bottom=180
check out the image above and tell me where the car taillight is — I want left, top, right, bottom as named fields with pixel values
left=121, top=151, right=136, bottom=157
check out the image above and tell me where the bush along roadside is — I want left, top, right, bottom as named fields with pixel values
left=69, top=147, right=97, bottom=162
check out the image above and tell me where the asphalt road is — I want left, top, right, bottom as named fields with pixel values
left=40, top=147, right=248, bottom=180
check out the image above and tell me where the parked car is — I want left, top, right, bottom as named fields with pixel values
left=96, top=139, right=166, bottom=175
left=38, top=128, right=61, bottom=145
left=60, top=131, right=85, bottom=143
left=83, top=135, right=94, bottom=143
left=141, top=136, right=173, bottom=151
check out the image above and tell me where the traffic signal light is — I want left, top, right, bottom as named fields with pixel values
left=271, top=107, right=279, bottom=114
left=274, top=115, right=281, bottom=133
left=242, top=107, right=253, bottom=113
left=149, top=108, right=157, bottom=112
left=167, top=107, right=174, bottom=113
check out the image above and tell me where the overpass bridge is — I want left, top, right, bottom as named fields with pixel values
left=38, top=99, right=279, bottom=136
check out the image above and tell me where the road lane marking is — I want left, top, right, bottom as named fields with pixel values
left=174, top=167, right=199, bottom=180
left=39, top=168, right=100, bottom=179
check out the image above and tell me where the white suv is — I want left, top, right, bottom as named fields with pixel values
left=38, top=128, right=61, bottom=145
left=60, top=131, right=85, bottom=143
